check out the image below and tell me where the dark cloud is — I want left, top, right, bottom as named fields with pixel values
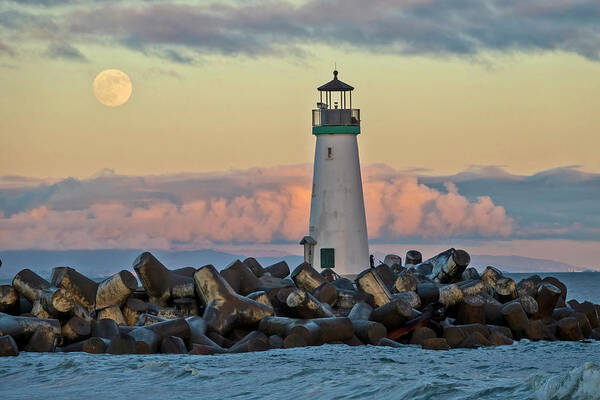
left=44, top=42, right=87, bottom=61
left=2, top=0, right=600, bottom=62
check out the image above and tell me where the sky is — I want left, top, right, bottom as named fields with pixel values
left=1, top=0, right=599, bottom=269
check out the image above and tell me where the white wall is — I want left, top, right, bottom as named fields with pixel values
left=309, top=134, right=370, bottom=274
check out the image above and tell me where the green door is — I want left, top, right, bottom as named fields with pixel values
left=321, top=248, right=335, bottom=269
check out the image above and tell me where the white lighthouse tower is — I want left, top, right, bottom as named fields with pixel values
left=302, top=70, right=369, bottom=275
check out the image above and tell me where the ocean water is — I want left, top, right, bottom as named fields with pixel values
left=1, top=272, right=599, bottom=400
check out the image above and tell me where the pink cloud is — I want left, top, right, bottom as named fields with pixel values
left=0, top=166, right=513, bottom=250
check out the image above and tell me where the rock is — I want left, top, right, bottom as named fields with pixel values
left=371, top=297, right=414, bottom=330
left=228, top=331, right=270, bottom=353
left=405, top=250, right=422, bottom=266
left=542, top=277, right=567, bottom=300
left=347, top=302, right=373, bottom=321
left=480, top=266, right=503, bottom=289
left=283, top=333, right=307, bottom=349
left=332, top=278, right=355, bottom=291
left=459, top=331, right=492, bottom=348
left=458, top=280, right=488, bottom=297
left=574, top=312, right=592, bottom=338
left=188, top=344, right=227, bottom=355
left=312, top=282, right=338, bottom=306
left=481, top=294, right=505, bottom=326
left=519, top=295, right=539, bottom=317
left=516, top=276, right=540, bottom=298
left=569, top=301, right=599, bottom=329
left=82, top=337, right=110, bottom=354
left=259, top=317, right=319, bottom=345
left=92, top=318, right=120, bottom=339
left=0, top=286, right=19, bottom=314
left=0, top=313, right=62, bottom=346
left=383, top=254, right=402, bottom=268
left=97, top=305, right=126, bottom=326
left=374, top=264, right=396, bottom=290
left=291, top=263, right=327, bottom=293
left=394, top=291, right=421, bottom=309
left=312, top=317, right=354, bottom=343
left=107, top=333, right=137, bottom=354
left=351, top=320, right=387, bottom=345
left=0, top=335, right=19, bottom=356
left=415, top=263, right=433, bottom=276
left=320, top=268, right=336, bottom=282
left=556, top=317, right=584, bottom=341
left=553, top=307, right=575, bottom=321
left=53, top=267, right=99, bottom=311
left=456, top=296, right=486, bottom=325
left=591, top=328, right=600, bottom=341
left=336, top=289, right=372, bottom=310
left=416, top=283, right=440, bottom=307
left=409, top=326, right=437, bottom=346
left=173, top=298, right=199, bottom=317
left=61, top=316, right=91, bottom=344
left=135, top=314, right=165, bottom=326
left=393, top=270, right=418, bottom=293
left=443, top=324, right=490, bottom=348
left=501, top=302, right=529, bottom=339
left=247, top=291, right=272, bottom=308
left=95, top=271, right=138, bottom=310
left=263, top=261, right=290, bottom=279
left=25, top=326, right=59, bottom=352
left=425, top=248, right=470, bottom=284
left=268, top=335, right=284, bottom=349
left=194, top=264, right=273, bottom=335
left=533, top=283, right=561, bottom=322
left=461, top=268, right=480, bottom=281
left=286, top=290, right=334, bottom=319
left=12, top=269, right=50, bottom=304
left=543, top=322, right=558, bottom=341
left=489, top=331, right=513, bottom=346
left=439, top=284, right=463, bottom=307
left=122, top=298, right=147, bottom=326
left=488, top=324, right=513, bottom=339
left=344, top=335, right=364, bottom=346
left=494, top=278, right=517, bottom=303
left=243, top=258, right=265, bottom=277
left=132, top=252, right=194, bottom=305
left=355, top=268, right=393, bottom=307
left=526, top=320, right=545, bottom=341
left=422, top=337, right=450, bottom=350
left=160, top=336, right=188, bottom=354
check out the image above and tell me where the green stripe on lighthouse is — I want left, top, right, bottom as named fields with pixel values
left=312, top=125, right=361, bottom=135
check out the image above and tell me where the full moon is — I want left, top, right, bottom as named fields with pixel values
left=93, top=69, right=133, bottom=107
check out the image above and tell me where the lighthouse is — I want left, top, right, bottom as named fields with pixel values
left=301, top=70, right=369, bottom=275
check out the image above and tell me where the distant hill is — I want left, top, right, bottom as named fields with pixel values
left=0, top=249, right=592, bottom=281
left=0, top=249, right=303, bottom=280
left=469, top=254, right=583, bottom=273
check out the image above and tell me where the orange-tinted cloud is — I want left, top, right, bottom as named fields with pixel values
left=0, top=165, right=513, bottom=250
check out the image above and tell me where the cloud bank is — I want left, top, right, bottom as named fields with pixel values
left=1, top=0, right=600, bottom=61
left=0, top=165, right=519, bottom=250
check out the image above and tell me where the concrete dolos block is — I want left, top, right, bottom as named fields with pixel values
left=194, top=265, right=274, bottom=335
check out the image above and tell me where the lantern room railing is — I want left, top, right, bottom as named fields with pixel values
left=312, top=109, right=360, bottom=127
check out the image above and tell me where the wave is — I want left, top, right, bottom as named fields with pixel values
left=529, top=362, right=600, bottom=400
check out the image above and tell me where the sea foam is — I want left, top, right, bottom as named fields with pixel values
left=529, top=362, right=600, bottom=400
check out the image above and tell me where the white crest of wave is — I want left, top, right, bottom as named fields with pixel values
left=529, top=362, right=600, bottom=400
